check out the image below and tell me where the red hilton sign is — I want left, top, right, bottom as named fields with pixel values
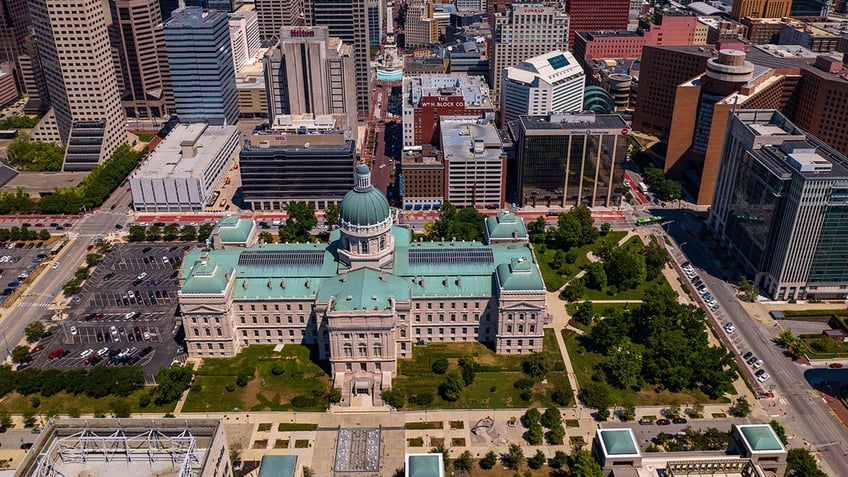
left=289, top=28, right=315, bottom=38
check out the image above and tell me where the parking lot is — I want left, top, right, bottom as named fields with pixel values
left=0, top=240, right=55, bottom=306
left=24, top=243, right=192, bottom=382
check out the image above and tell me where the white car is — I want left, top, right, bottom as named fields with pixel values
left=70, top=325, right=77, bottom=336
left=97, top=347, right=110, bottom=357
left=724, top=323, right=736, bottom=333
left=80, top=348, right=94, bottom=358
left=52, top=261, right=60, bottom=269
left=127, top=290, right=135, bottom=299
left=758, top=373, right=770, bottom=382
left=143, top=331, right=151, bottom=341
left=162, top=256, right=169, bottom=264
left=110, top=325, right=118, bottom=336
left=137, top=272, right=148, bottom=281
left=753, top=360, right=764, bottom=369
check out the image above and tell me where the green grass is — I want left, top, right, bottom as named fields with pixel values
left=277, top=423, right=318, bottom=431
left=406, top=421, right=443, bottom=430
left=582, top=273, right=670, bottom=301
left=534, top=231, right=628, bottom=292
left=393, top=330, right=573, bottom=409
left=182, top=345, right=332, bottom=412
left=408, top=437, right=424, bottom=447
left=562, top=330, right=724, bottom=406
left=0, top=388, right=175, bottom=416
left=136, top=132, right=157, bottom=142
left=798, top=334, right=848, bottom=358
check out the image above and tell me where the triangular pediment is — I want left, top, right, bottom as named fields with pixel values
left=182, top=303, right=227, bottom=313
left=501, top=301, right=544, bottom=310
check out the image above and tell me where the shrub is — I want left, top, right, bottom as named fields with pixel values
left=191, top=383, right=203, bottom=393
left=520, top=389, right=533, bottom=401
left=431, top=356, right=449, bottom=374
left=271, top=363, right=285, bottom=376
left=382, top=388, right=406, bottom=408
left=291, top=395, right=316, bottom=408
left=513, top=378, right=535, bottom=390
left=226, top=384, right=236, bottom=392
left=409, top=392, right=434, bottom=406
left=327, top=387, right=342, bottom=404
left=138, top=394, right=151, bottom=407
left=480, top=451, right=498, bottom=470
left=236, top=373, right=249, bottom=387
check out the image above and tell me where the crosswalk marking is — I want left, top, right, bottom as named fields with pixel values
left=20, top=300, right=53, bottom=308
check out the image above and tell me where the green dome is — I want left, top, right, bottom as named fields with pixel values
left=340, top=165, right=391, bottom=226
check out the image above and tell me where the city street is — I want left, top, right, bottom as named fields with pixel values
left=659, top=210, right=848, bottom=476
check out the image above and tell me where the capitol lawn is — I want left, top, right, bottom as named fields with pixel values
left=181, top=345, right=332, bottom=413
left=391, top=329, right=574, bottom=410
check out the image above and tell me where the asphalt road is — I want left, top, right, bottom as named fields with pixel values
left=660, top=210, right=848, bottom=476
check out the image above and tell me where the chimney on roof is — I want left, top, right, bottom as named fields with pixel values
left=281, top=278, right=286, bottom=288
left=443, top=277, right=448, bottom=287
left=456, top=277, right=462, bottom=287
left=380, top=271, right=386, bottom=282
left=342, top=273, right=348, bottom=283
left=305, top=278, right=311, bottom=288
left=268, top=279, right=273, bottom=289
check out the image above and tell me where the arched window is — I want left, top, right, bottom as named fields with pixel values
left=507, top=325, right=513, bottom=333
left=518, top=324, right=524, bottom=333
left=358, top=344, right=367, bottom=357
left=343, top=344, right=352, bottom=357
left=373, top=345, right=382, bottom=357
left=529, top=324, right=535, bottom=333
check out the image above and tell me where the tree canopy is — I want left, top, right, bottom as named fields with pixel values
left=427, top=202, right=485, bottom=241
left=6, top=133, right=65, bottom=171
left=280, top=202, right=317, bottom=243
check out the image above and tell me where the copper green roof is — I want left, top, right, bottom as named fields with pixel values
left=407, top=454, right=442, bottom=477
left=598, top=429, right=640, bottom=456
left=738, top=425, right=785, bottom=452
left=259, top=455, right=297, bottom=477
left=211, top=215, right=255, bottom=244
left=340, top=166, right=391, bottom=226
left=318, top=268, right=410, bottom=311
left=485, top=211, right=528, bottom=240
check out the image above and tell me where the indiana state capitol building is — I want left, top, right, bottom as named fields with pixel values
left=178, top=165, right=549, bottom=399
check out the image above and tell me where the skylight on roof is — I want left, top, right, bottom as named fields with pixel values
left=548, top=54, right=569, bottom=69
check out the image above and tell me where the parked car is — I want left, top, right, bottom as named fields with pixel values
left=743, top=351, right=753, bottom=360
left=30, top=344, right=45, bottom=354
left=48, top=348, right=65, bottom=359
left=829, top=363, right=844, bottom=368
left=758, top=373, right=770, bottom=382
left=753, top=360, right=764, bottom=369
left=70, top=325, right=77, bottom=336
left=656, top=419, right=671, bottom=425
left=747, top=356, right=758, bottom=365
left=80, top=348, right=94, bottom=358
left=672, top=418, right=687, bottom=424
left=724, top=323, right=736, bottom=333
left=638, top=418, right=654, bottom=425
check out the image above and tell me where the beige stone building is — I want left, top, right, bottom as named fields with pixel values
left=178, top=166, right=549, bottom=401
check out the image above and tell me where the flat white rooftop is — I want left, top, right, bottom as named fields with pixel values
left=134, top=123, right=239, bottom=180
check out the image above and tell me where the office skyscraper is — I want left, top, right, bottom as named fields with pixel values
left=710, top=110, right=848, bottom=301
left=510, top=112, right=629, bottom=208
left=264, top=26, right=358, bottom=129
left=29, top=0, right=127, bottom=170
left=566, top=0, right=629, bottom=48
left=304, top=0, right=370, bottom=117
left=500, top=50, right=585, bottom=127
left=491, top=3, right=569, bottom=106
left=255, top=0, right=303, bottom=40
left=110, top=0, right=174, bottom=120
left=164, top=7, right=239, bottom=125
left=730, top=0, right=791, bottom=20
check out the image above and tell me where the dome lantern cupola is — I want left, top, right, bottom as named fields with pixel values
left=337, top=164, right=395, bottom=270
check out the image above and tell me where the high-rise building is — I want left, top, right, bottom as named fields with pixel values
left=490, top=3, right=569, bottom=106
left=29, top=0, right=128, bottom=170
left=730, top=0, right=792, bottom=20
left=509, top=112, right=629, bottom=208
left=400, top=145, right=444, bottom=210
left=239, top=115, right=356, bottom=210
left=255, top=0, right=303, bottom=40
left=405, top=0, right=439, bottom=48
left=709, top=110, right=848, bottom=301
left=264, top=26, right=358, bottom=130
left=110, top=0, right=174, bottom=120
left=566, top=0, right=629, bottom=48
left=500, top=50, right=585, bottom=127
left=440, top=116, right=506, bottom=209
left=164, top=7, right=239, bottom=125
left=789, top=0, right=830, bottom=18
left=0, top=0, right=32, bottom=93
left=366, top=0, right=383, bottom=46
left=402, top=74, right=495, bottom=147
left=304, top=0, right=371, bottom=117
left=159, top=0, right=180, bottom=21
left=229, top=11, right=261, bottom=73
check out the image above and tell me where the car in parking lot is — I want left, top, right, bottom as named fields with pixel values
left=747, top=355, right=758, bottom=365
left=638, top=418, right=654, bottom=425
left=162, top=256, right=169, bottom=264
left=656, top=419, right=671, bottom=425
left=143, top=331, right=151, bottom=341
left=755, top=369, right=766, bottom=377
left=70, top=325, right=77, bottom=335
left=830, top=363, right=844, bottom=368
left=743, top=351, right=753, bottom=360
left=48, top=348, right=64, bottom=359
left=672, top=418, right=688, bottom=424
left=724, top=323, right=736, bottom=333
left=758, top=373, right=770, bottom=382
left=80, top=348, right=94, bottom=358
left=753, top=360, right=764, bottom=369
left=30, top=344, right=46, bottom=354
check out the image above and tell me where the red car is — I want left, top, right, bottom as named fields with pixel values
left=86, top=244, right=94, bottom=250
left=829, top=363, right=844, bottom=368
left=30, top=344, right=46, bottom=354
left=48, top=348, right=65, bottom=360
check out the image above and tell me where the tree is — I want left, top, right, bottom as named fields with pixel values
left=38, top=229, right=51, bottom=241
left=541, top=405, right=562, bottom=428
left=145, top=225, right=162, bottom=241
left=85, top=253, right=103, bottom=267
left=583, top=262, right=607, bottom=290
left=6, top=133, right=66, bottom=171
left=110, top=399, right=131, bottom=418
left=523, top=408, right=541, bottom=426
left=303, top=467, right=315, bottom=477
left=785, top=448, right=827, bottom=477
left=641, top=238, right=669, bottom=280
left=547, top=422, right=565, bottom=444
left=459, top=354, right=476, bottom=386
left=578, top=382, right=612, bottom=419
left=600, top=222, right=611, bottom=235
left=0, top=409, right=12, bottom=429
left=730, top=396, right=752, bottom=417
left=431, top=356, right=449, bottom=374
left=769, top=420, right=788, bottom=445
left=324, top=203, right=340, bottom=228
left=739, top=276, right=759, bottom=302
left=573, top=301, right=595, bottom=326
left=229, top=441, right=243, bottom=466
left=150, top=364, right=194, bottom=405
left=527, top=449, right=546, bottom=469
left=602, top=246, right=647, bottom=290
left=162, top=223, right=179, bottom=241
left=526, top=422, right=543, bottom=445
left=567, top=449, right=603, bottom=477
left=74, top=266, right=90, bottom=281
left=551, top=450, right=568, bottom=469
left=197, top=223, right=214, bottom=242
left=12, top=345, right=30, bottom=363
left=128, top=225, right=146, bottom=242
left=24, top=322, right=46, bottom=342
left=258, top=231, right=274, bottom=244
left=604, top=341, right=643, bottom=388
left=527, top=216, right=547, bottom=242
left=430, top=445, right=450, bottom=471
left=777, top=329, right=804, bottom=358
left=180, top=225, right=197, bottom=242
left=560, top=279, right=584, bottom=302
left=480, top=451, right=498, bottom=470
left=62, top=278, right=82, bottom=295
left=438, top=371, right=465, bottom=402
left=522, top=352, right=548, bottom=380
left=551, top=249, right=565, bottom=270
left=453, top=450, right=473, bottom=472
left=280, top=201, right=317, bottom=243
left=382, top=388, right=406, bottom=408
left=505, top=443, right=524, bottom=470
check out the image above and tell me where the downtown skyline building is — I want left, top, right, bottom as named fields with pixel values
left=490, top=3, right=569, bottom=107
left=255, top=0, right=303, bottom=40
left=500, top=50, right=585, bottom=127
left=164, top=7, right=239, bottom=125
left=29, top=0, right=128, bottom=170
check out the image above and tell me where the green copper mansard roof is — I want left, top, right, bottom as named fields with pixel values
left=339, top=164, right=391, bottom=226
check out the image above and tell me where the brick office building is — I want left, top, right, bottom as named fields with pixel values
left=566, top=0, right=630, bottom=48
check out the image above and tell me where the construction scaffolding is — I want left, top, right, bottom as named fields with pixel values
left=31, top=420, right=206, bottom=477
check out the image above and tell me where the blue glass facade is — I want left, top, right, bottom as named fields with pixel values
left=164, top=7, right=239, bottom=125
